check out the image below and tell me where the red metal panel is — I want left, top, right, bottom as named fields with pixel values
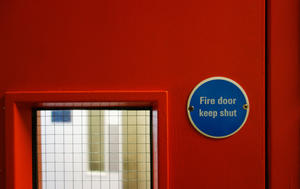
left=268, top=0, right=300, bottom=188
left=0, top=0, right=265, bottom=188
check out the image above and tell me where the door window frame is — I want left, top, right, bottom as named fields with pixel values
left=4, top=91, right=168, bottom=189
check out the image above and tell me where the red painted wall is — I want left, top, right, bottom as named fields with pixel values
left=268, top=0, right=300, bottom=188
left=0, top=0, right=265, bottom=188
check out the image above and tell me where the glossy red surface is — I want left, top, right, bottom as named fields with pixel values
left=268, top=0, right=300, bottom=188
left=0, top=0, right=265, bottom=188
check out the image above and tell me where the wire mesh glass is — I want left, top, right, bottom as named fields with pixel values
left=35, top=109, right=152, bottom=189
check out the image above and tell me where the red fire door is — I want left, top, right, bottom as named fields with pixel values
left=0, top=0, right=266, bottom=189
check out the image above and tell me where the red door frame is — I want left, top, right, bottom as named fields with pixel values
left=267, top=0, right=300, bottom=188
left=4, top=91, right=168, bottom=189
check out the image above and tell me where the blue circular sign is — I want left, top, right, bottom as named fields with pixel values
left=187, top=77, right=249, bottom=138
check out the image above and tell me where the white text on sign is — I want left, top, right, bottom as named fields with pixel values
left=199, top=96, right=237, bottom=118
left=200, top=96, right=237, bottom=105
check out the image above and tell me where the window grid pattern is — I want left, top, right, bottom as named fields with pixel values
left=35, top=109, right=152, bottom=189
